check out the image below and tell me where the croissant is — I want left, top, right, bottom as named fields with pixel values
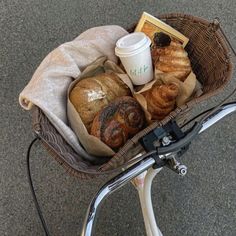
left=91, top=96, right=145, bottom=150
left=152, top=33, right=191, bottom=82
left=144, top=82, right=179, bottom=120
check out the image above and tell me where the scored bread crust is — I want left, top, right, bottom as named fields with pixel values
left=69, top=73, right=131, bottom=132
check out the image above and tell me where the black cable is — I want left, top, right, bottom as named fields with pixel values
left=26, top=137, right=50, bottom=236
left=181, top=107, right=214, bottom=128
left=181, top=101, right=236, bottom=129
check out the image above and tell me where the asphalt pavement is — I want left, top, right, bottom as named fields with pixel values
left=0, top=0, right=236, bottom=235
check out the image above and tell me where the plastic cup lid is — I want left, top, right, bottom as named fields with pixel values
left=115, top=32, right=150, bottom=57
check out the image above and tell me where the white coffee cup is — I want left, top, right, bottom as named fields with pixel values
left=115, top=32, right=153, bottom=85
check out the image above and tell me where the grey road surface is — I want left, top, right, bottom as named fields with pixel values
left=1, top=0, right=236, bottom=235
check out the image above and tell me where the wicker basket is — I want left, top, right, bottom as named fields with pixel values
left=32, top=13, right=233, bottom=179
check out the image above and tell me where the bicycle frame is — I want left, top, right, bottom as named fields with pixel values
left=81, top=103, right=236, bottom=236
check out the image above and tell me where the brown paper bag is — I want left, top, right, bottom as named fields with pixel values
left=67, top=57, right=133, bottom=157
left=155, top=70, right=202, bottom=106
left=133, top=70, right=202, bottom=122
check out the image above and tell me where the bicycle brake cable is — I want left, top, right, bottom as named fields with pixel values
left=26, top=137, right=50, bottom=236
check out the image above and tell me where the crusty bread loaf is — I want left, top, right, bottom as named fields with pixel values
left=69, top=73, right=131, bottom=132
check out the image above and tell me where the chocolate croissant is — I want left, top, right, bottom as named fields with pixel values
left=91, top=96, right=145, bottom=150
left=152, top=33, right=191, bottom=82
left=144, top=82, right=179, bottom=120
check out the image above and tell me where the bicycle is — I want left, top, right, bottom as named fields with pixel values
left=24, top=13, right=236, bottom=236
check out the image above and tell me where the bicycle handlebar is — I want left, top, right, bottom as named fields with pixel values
left=199, top=102, right=236, bottom=133
left=81, top=102, right=236, bottom=236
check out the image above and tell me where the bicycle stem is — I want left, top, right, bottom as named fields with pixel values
left=81, top=157, right=156, bottom=236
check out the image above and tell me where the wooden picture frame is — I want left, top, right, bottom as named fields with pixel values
left=135, top=12, right=189, bottom=47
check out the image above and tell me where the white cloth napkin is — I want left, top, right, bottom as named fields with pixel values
left=19, top=25, right=128, bottom=158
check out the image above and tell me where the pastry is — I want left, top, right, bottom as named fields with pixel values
left=144, top=81, right=179, bottom=120
left=152, top=32, right=191, bottom=82
left=91, top=96, right=145, bottom=150
left=69, top=72, right=131, bottom=132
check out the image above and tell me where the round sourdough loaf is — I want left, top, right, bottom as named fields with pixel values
left=69, top=72, right=131, bottom=132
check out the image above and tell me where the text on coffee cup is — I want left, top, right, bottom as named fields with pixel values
left=130, top=65, right=149, bottom=76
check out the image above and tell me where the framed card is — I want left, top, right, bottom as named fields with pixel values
left=135, top=12, right=189, bottom=47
